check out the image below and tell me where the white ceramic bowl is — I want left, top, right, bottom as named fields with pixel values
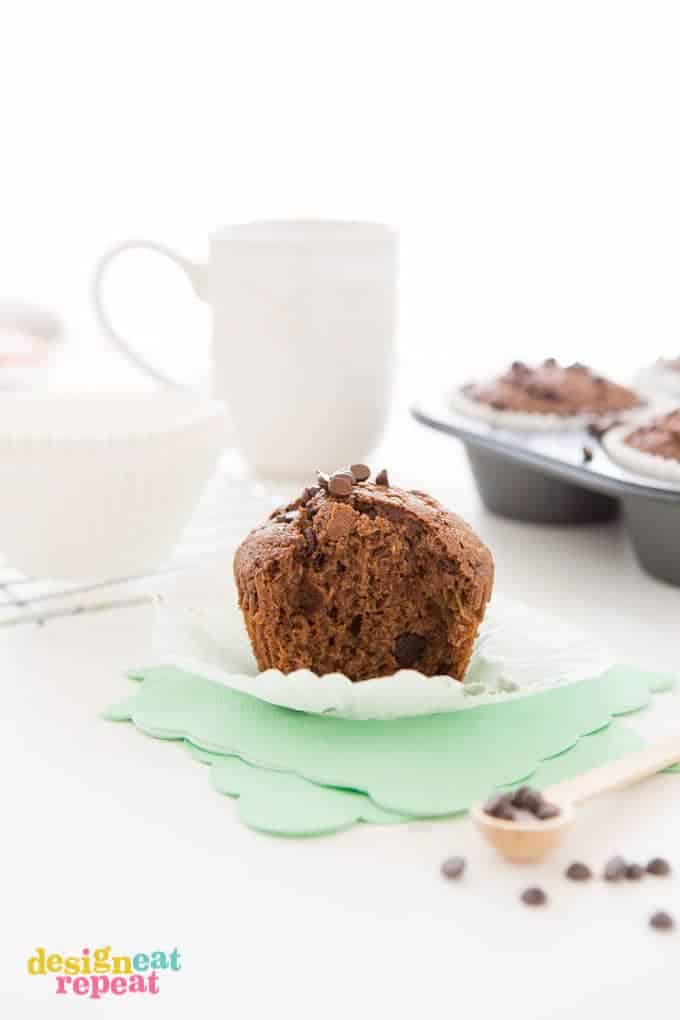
left=0, top=392, right=228, bottom=579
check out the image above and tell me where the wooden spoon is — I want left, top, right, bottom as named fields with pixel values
left=471, top=734, right=680, bottom=863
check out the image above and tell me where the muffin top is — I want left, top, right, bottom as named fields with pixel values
left=624, top=408, right=680, bottom=463
left=235, top=465, right=494, bottom=608
left=461, top=359, right=640, bottom=417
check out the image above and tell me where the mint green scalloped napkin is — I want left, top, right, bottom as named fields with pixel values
left=185, top=743, right=408, bottom=835
left=104, top=666, right=676, bottom=830
left=180, top=721, right=647, bottom=836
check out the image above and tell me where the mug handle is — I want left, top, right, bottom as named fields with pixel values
left=92, top=239, right=209, bottom=388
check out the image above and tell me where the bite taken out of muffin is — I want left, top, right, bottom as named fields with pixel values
left=234, top=465, right=494, bottom=683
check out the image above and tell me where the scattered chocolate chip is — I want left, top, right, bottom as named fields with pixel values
left=350, top=463, right=371, bottom=482
left=375, top=468, right=389, bottom=486
left=582, top=445, right=594, bottom=464
left=569, top=362, right=588, bottom=372
left=316, top=471, right=330, bottom=491
left=626, top=863, right=645, bottom=881
left=604, top=855, right=628, bottom=882
left=483, top=793, right=516, bottom=821
left=647, top=857, right=671, bottom=877
left=543, top=357, right=558, bottom=368
left=303, top=527, right=317, bottom=554
left=521, top=887, right=547, bottom=907
left=535, top=801, right=561, bottom=820
left=441, top=856, right=466, bottom=880
left=511, top=360, right=529, bottom=373
left=394, top=632, right=427, bottom=667
left=566, top=861, right=592, bottom=882
left=593, top=375, right=606, bottom=385
left=650, top=911, right=675, bottom=932
left=490, top=399, right=507, bottom=410
left=328, top=471, right=354, bottom=496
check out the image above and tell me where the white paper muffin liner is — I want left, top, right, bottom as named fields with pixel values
left=634, top=361, right=680, bottom=400
left=0, top=393, right=228, bottom=578
left=603, top=418, right=680, bottom=487
left=449, top=384, right=644, bottom=432
left=150, top=558, right=614, bottom=720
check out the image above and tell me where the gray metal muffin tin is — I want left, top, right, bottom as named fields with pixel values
left=412, top=393, right=680, bottom=587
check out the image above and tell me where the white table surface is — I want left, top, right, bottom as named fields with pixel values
left=4, top=376, right=680, bottom=1018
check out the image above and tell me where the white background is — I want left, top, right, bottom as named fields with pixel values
left=2, top=0, right=680, bottom=384
left=3, top=1, right=680, bottom=1017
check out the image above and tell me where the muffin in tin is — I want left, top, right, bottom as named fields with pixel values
left=234, top=466, right=494, bottom=683
left=603, top=407, right=680, bottom=486
left=452, top=359, right=642, bottom=431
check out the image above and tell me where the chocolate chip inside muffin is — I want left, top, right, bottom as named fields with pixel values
left=461, top=359, right=641, bottom=417
left=624, top=408, right=680, bottom=463
left=234, top=467, right=494, bottom=682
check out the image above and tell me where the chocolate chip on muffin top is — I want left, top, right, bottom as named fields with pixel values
left=624, top=408, right=680, bottom=463
left=461, top=359, right=641, bottom=417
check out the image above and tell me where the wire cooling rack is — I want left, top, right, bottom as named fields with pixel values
left=0, top=469, right=290, bottom=628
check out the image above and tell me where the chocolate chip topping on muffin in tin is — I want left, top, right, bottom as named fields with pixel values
left=234, top=465, right=494, bottom=683
left=602, top=406, right=680, bottom=486
left=624, top=408, right=680, bottom=463
left=460, top=359, right=641, bottom=419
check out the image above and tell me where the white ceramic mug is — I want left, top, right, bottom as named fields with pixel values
left=92, top=220, right=397, bottom=478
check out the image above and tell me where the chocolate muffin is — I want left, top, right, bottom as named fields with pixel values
left=625, top=408, right=680, bottom=461
left=455, top=359, right=641, bottom=427
left=602, top=408, right=680, bottom=485
left=234, top=467, right=494, bottom=682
